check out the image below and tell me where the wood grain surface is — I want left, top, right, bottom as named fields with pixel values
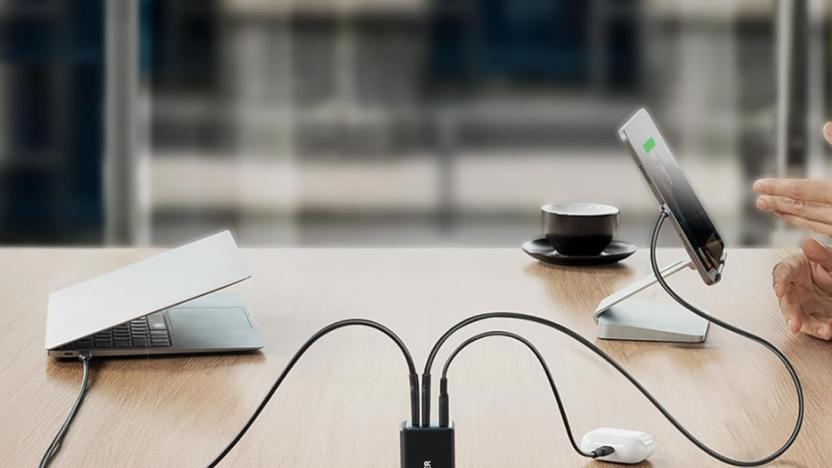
left=0, top=248, right=828, bottom=467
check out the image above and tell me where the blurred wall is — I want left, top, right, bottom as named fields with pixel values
left=0, top=0, right=105, bottom=243
left=2, top=0, right=832, bottom=247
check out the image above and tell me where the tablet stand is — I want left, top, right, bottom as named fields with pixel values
left=593, top=258, right=710, bottom=343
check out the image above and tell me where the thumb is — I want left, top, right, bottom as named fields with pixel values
left=824, top=122, right=832, bottom=146
left=802, top=238, right=832, bottom=270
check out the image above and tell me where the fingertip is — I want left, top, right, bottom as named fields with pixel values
left=774, top=282, right=785, bottom=297
left=755, top=196, right=769, bottom=211
left=753, top=179, right=767, bottom=192
left=811, top=325, right=832, bottom=340
left=802, top=238, right=830, bottom=261
left=824, top=122, right=832, bottom=142
left=773, top=267, right=792, bottom=289
left=801, top=237, right=820, bottom=249
left=789, top=317, right=802, bottom=334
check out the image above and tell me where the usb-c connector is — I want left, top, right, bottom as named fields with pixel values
left=590, top=445, right=615, bottom=458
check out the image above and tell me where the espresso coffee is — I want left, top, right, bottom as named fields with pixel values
left=542, top=203, right=619, bottom=255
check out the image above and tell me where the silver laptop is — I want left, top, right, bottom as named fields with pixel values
left=45, top=231, right=263, bottom=358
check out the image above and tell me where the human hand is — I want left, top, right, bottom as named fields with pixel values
left=753, top=123, right=832, bottom=234
left=753, top=177, right=832, bottom=234
left=773, top=238, right=832, bottom=340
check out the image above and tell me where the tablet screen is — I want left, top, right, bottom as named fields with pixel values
left=619, top=108, right=724, bottom=281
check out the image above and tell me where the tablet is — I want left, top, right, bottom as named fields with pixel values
left=618, top=108, right=725, bottom=285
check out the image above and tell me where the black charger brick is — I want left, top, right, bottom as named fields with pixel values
left=400, top=421, right=455, bottom=468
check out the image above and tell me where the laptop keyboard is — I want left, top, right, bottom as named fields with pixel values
left=61, top=312, right=172, bottom=349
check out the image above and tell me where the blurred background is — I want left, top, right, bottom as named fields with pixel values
left=0, top=0, right=830, bottom=247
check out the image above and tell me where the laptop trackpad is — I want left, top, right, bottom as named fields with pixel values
left=168, top=306, right=262, bottom=349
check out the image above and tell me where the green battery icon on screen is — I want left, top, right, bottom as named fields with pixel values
left=643, top=137, right=656, bottom=153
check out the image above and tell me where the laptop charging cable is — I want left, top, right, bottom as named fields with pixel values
left=39, top=352, right=92, bottom=468
left=40, top=320, right=421, bottom=468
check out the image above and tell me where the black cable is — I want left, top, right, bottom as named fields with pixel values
left=39, top=353, right=92, bottom=468
left=207, top=318, right=420, bottom=467
left=422, top=314, right=634, bottom=428
left=439, top=330, right=613, bottom=458
left=648, top=207, right=803, bottom=466
left=421, top=209, right=803, bottom=466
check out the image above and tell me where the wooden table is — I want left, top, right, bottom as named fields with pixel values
left=0, top=248, right=828, bottom=467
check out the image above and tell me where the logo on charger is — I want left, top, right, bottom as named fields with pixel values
left=423, top=462, right=431, bottom=468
